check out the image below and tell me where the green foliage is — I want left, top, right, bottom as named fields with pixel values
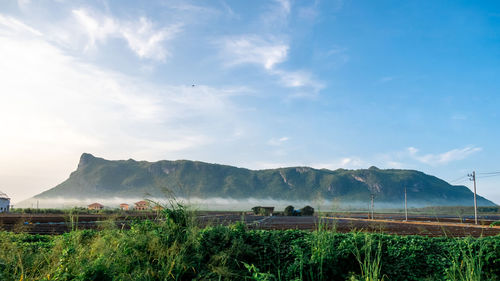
left=0, top=206, right=500, bottom=280
left=351, top=233, right=385, bottom=281
left=284, top=205, right=295, bottom=216
left=300, top=206, right=315, bottom=216
left=252, top=206, right=274, bottom=216
left=32, top=153, right=497, bottom=206
left=446, top=238, right=484, bottom=281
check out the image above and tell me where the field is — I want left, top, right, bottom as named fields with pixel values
left=1, top=211, right=499, bottom=237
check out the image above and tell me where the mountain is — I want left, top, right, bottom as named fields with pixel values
left=32, top=153, right=496, bottom=206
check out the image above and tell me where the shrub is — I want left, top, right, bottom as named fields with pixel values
left=284, top=205, right=295, bottom=216
left=301, top=205, right=315, bottom=216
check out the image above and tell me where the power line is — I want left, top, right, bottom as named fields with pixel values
left=477, top=174, right=500, bottom=179
left=477, top=171, right=500, bottom=175
left=449, top=175, right=468, bottom=183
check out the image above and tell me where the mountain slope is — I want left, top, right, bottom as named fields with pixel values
left=33, top=153, right=496, bottom=206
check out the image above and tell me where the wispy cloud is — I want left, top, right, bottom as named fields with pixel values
left=252, top=156, right=366, bottom=170
left=0, top=13, right=244, bottom=160
left=219, top=34, right=324, bottom=98
left=379, top=76, right=395, bottom=83
left=260, top=0, right=291, bottom=28
left=267, top=136, right=289, bottom=146
left=275, top=0, right=291, bottom=14
left=271, top=69, right=325, bottom=98
left=72, top=8, right=181, bottom=61
left=407, top=146, right=482, bottom=165
left=219, top=35, right=288, bottom=70
left=312, top=157, right=367, bottom=170
left=217, top=1, right=325, bottom=98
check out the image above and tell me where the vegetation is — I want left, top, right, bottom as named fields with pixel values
left=284, top=205, right=295, bottom=216
left=31, top=153, right=496, bottom=206
left=252, top=206, right=274, bottom=216
left=0, top=205, right=499, bottom=280
left=300, top=206, right=315, bottom=216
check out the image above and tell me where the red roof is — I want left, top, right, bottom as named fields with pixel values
left=135, top=200, right=148, bottom=206
left=88, top=202, right=103, bottom=207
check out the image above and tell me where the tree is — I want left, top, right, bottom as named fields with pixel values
left=284, top=205, right=295, bottom=216
left=300, top=205, right=314, bottom=216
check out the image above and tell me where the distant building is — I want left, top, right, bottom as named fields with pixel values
left=134, top=200, right=149, bottom=211
left=119, top=203, right=129, bottom=211
left=152, top=205, right=164, bottom=211
left=88, top=202, right=104, bottom=210
left=252, top=206, right=275, bottom=216
left=0, top=191, right=10, bottom=213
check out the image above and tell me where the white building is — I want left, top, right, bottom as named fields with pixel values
left=0, top=191, right=10, bottom=213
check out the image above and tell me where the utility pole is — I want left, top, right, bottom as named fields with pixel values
left=370, top=194, right=375, bottom=220
left=404, top=187, right=408, bottom=222
left=468, top=171, right=478, bottom=225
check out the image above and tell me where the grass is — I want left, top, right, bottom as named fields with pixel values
left=446, top=238, right=484, bottom=281
left=0, top=205, right=499, bottom=280
left=351, top=233, right=385, bottom=281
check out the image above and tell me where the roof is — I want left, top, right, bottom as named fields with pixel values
left=119, top=203, right=129, bottom=206
left=88, top=202, right=103, bottom=207
left=0, top=191, right=9, bottom=199
left=135, top=200, right=148, bottom=205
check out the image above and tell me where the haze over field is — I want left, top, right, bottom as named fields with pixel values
left=1, top=1, right=500, bottom=204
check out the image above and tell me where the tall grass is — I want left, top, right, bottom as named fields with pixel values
left=351, top=233, right=385, bottom=281
left=446, top=238, right=484, bottom=281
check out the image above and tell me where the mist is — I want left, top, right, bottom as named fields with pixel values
left=15, top=196, right=464, bottom=211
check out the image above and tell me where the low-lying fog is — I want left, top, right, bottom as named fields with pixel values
left=15, top=197, right=443, bottom=211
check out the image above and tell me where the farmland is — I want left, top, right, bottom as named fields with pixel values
left=1, top=207, right=500, bottom=280
left=1, top=211, right=499, bottom=237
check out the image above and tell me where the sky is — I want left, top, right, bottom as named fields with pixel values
left=0, top=0, right=499, bottom=204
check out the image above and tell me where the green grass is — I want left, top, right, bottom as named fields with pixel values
left=0, top=205, right=499, bottom=280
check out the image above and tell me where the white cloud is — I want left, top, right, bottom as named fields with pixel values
left=312, top=157, right=366, bottom=170
left=72, top=8, right=181, bottom=61
left=268, top=136, right=289, bottom=146
left=0, top=14, right=244, bottom=201
left=275, top=0, right=291, bottom=14
left=219, top=35, right=324, bottom=97
left=407, top=146, right=482, bottom=165
left=0, top=14, right=42, bottom=36
left=271, top=69, right=325, bottom=98
left=220, top=35, right=288, bottom=70
left=252, top=156, right=366, bottom=171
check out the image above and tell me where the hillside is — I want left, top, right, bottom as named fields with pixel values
left=33, top=153, right=496, bottom=206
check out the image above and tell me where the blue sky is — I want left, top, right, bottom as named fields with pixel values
left=0, top=0, right=499, bottom=204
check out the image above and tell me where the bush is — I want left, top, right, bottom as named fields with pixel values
left=284, top=205, right=295, bottom=216
left=301, top=205, right=315, bottom=216
left=251, top=206, right=273, bottom=216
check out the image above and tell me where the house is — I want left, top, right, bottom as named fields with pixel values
left=119, top=203, right=129, bottom=211
left=251, top=206, right=275, bottom=216
left=152, top=205, right=164, bottom=211
left=0, top=191, right=10, bottom=213
left=134, top=200, right=149, bottom=211
left=88, top=202, right=104, bottom=210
